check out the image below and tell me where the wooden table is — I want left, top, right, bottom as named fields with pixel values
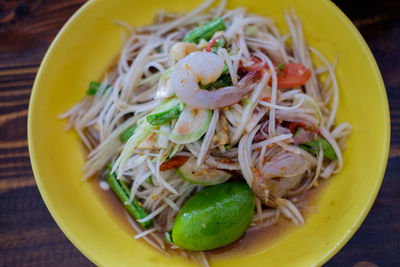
left=0, top=0, right=398, bottom=266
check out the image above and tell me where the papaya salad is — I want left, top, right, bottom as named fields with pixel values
left=60, top=0, right=351, bottom=265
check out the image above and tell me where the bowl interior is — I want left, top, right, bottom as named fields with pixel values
left=28, top=0, right=389, bottom=266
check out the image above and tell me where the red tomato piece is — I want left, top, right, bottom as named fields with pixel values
left=271, top=63, right=311, bottom=89
left=244, top=58, right=311, bottom=89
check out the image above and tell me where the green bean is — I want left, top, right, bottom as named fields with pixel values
left=105, top=165, right=153, bottom=229
left=146, top=104, right=182, bottom=126
left=183, top=17, right=226, bottom=43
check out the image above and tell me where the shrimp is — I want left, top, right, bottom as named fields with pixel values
left=169, top=42, right=198, bottom=63
left=171, top=51, right=242, bottom=109
left=253, top=152, right=308, bottom=205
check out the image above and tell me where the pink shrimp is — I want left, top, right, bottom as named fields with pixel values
left=171, top=51, right=242, bottom=109
left=253, top=152, right=308, bottom=204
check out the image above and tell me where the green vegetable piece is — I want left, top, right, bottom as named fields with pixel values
left=183, top=17, right=226, bottom=44
left=299, top=141, right=316, bottom=154
left=146, top=104, right=182, bottom=126
left=86, top=81, right=100, bottom=95
left=105, top=165, right=153, bottom=229
left=215, top=37, right=225, bottom=47
left=221, top=64, right=229, bottom=74
left=224, top=144, right=232, bottom=150
left=211, top=38, right=226, bottom=54
left=169, top=107, right=212, bottom=144
left=199, top=73, right=232, bottom=90
left=176, top=157, right=230, bottom=186
left=164, top=230, right=173, bottom=244
left=120, top=125, right=138, bottom=143
left=199, top=65, right=231, bottom=90
left=244, top=25, right=258, bottom=37
left=299, top=138, right=337, bottom=160
left=277, top=63, right=285, bottom=70
left=319, top=138, right=337, bottom=160
left=172, top=181, right=254, bottom=250
left=293, top=127, right=301, bottom=136
left=145, top=98, right=183, bottom=126
left=86, top=81, right=110, bottom=96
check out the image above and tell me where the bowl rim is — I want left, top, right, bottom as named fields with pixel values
left=28, top=0, right=390, bottom=266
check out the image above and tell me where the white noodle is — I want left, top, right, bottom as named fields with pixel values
left=320, top=126, right=343, bottom=173
left=134, top=228, right=157, bottom=239
left=252, top=134, right=292, bottom=150
left=197, top=109, right=219, bottom=166
left=258, top=97, right=304, bottom=110
left=255, top=50, right=278, bottom=136
left=309, top=46, right=339, bottom=129
left=137, top=204, right=168, bottom=223
left=125, top=213, right=168, bottom=255
left=232, top=73, right=269, bottom=143
left=129, top=171, right=152, bottom=202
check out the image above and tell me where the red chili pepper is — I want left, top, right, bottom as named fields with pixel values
left=205, top=38, right=217, bottom=52
left=285, top=122, right=309, bottom=133
left=262, top=96, right=271, bottom=102
left=159, top=156, right=189, bottom=171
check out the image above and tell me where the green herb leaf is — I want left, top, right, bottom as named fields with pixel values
left=299, top=138, right=337, bottom=160
left=319, top=139, right=337, bottom=160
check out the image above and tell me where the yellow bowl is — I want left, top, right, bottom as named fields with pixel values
left=28, top=0, right=390, bottom=266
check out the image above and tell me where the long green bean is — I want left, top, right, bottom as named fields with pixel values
left=106, top=165, right=153, bottom=228
left=183, top=17, right=226, bottom=43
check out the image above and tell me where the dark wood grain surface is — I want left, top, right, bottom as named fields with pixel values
left=0, top=0, right=398, bottom=266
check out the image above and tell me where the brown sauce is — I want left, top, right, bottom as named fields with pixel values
left=89, top=175, right=329, bottom=260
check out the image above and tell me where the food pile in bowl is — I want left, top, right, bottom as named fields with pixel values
left=59, top=0, right=352, bottom=264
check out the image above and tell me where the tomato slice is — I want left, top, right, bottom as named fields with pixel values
left=271, top=63, right=311, bottom=89
left=244, top=58, right=311, bottom=89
